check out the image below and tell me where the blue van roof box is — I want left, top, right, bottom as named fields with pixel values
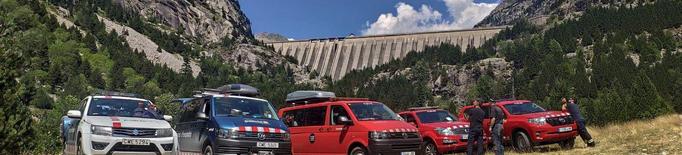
left=216, top=84, right=260, bottom=97
left=286, top=90, right=336, bottom=105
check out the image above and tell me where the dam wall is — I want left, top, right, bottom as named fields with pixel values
left=267, top=27, right=506, bottom=80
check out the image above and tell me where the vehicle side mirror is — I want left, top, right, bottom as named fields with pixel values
left=338, top=116, right=353, bottom=125
left=67, top=110, right=81, bottom=118
left=196, top=112, right=209, bottom=120
left=163, top=115, right=173, bottom=122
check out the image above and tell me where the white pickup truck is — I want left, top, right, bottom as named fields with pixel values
left=61, top=95, right=178, bottom=155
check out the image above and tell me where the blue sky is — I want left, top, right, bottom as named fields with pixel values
left=239, top=0, right=500, bottom=40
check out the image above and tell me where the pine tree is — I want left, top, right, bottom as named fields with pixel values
left=0, top=49, right=34, bottom=154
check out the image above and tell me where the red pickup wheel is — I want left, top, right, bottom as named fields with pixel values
left=513, top=131, right=533, bottom=152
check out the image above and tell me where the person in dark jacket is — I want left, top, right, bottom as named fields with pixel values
left=466, top=100, right=485, bottom=155
left=562, top=97, right=596, bottom=147
left=489, top=101, right=506, bottom=155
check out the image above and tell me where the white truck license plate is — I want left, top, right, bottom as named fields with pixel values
left=256, top=142, right=279, bottom=148
left=122, top=139, right=150, bottom=145
left=401, top=152, right=416, bottom=155
left=461, top=134, right=468, bottom=139
left=558, top=127, right=572, bottom=132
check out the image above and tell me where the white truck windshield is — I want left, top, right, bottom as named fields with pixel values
left=87, top=98, right=160, bottom=119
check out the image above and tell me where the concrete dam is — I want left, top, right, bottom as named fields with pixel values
left=267, top=27, right=506, bottom=80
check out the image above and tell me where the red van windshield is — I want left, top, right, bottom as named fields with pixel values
left=348, top=102, right=400, bottom=121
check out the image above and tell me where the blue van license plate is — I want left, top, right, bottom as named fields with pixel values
left=256, top=142, right=279, bottom=148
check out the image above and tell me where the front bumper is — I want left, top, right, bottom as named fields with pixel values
left=368, top=138, right=422, bottom=155
left=215, top=138, right=291, bottom=155
left=84, top=134, right=175, bottom=155
left=529, top=124, right=578, bottom=145
left=434, top=135, right=468, bottom=153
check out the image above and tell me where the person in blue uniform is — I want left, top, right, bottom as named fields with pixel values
left=466, top=99, right=485, bottom=155
left=562, top=97, right=596, bottom=147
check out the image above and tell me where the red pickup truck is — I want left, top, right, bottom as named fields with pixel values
left=459, top=100, right=578, bottom=152
left=398, top=107, right=471, bottom=155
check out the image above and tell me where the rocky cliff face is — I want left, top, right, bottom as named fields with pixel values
left=114, top=0, right=254, bottom=44
left=475, top=0, right=590, bottom=27
left=369, top=58, right=512, bottom=103
left=255, top=32, right=290, bottom=43
left=475, top=0, right=650, bottom=27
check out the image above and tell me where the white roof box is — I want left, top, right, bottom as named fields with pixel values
left=286, top=90, right=336, bottom=104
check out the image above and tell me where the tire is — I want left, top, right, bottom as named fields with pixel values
left=513, top=131, right=533, bottom=152
left=559, top=138, right=575, bottom=149
left=76, top=135, right=83, bottom=155
left=422, top=141, right=440, bottom=155
left=349, top=146, right=368, bottom=155
left=203, top=145, right=213, bottom=155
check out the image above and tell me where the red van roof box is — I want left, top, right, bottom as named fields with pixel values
left=285, top=90, right=370, bottom=105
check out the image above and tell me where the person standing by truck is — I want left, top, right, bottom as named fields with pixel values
left=562, top=97, right=596, bottom=147
left=466, top=100, right=485, bottom=155
left=489, top=101, right=506, bottom=155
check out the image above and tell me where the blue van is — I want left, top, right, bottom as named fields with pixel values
left=174, top=84, right=291, bottom=155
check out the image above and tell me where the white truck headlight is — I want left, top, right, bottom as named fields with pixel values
left=155, top=128, right=174, bottom=137
left=91, top=125, right=112, bottom=136
left=528, top=117, right=546, bottom=125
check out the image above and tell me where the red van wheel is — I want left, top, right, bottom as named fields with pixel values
left=349, top=146, right=367, bottom=155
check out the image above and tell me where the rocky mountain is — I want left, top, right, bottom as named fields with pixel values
left=255, top=32, right=290, bottom=43
left=475, top=0, right=650, bottom=27
left=107, top=0, right=320, bottom=85
left=368, top=58, right=512, bottom=104
left=475, top=0, right=590, bottom=27
left=114, top=0, right=254, bottom=44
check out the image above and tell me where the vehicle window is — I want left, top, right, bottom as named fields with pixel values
left=400, top=114, right=416, bottom=123
left=503, top=102, right=546, bottom=115
left=282, top=106, right=327, bottom=127
left=214, top=97, right=279, bottom=120
left=79, top=98, right=88, bottom=113
left=179, top=98, right=202, bottom=122
left=87, top=98, right=160, bottom=119
left=416, top=110, right=457, bottom=123
left=330, top=105, right=350, bottom=125
left=348, top=102, right=399, bottom=121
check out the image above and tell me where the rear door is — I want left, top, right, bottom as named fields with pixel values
left=285, top=106, right=328, bottom=154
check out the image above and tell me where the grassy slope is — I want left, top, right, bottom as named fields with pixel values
left=459, top=114, right=682, bottom=155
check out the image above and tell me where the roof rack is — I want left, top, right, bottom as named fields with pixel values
left=407, top=106, right=440, bottom=111
left=286, top=90, right=336, bottom=105
left=193, top=84, right=260, bottom=97
left=91, top=89, right=143, bottom=98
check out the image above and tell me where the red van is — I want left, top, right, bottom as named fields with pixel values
left=459, top=100, right=578, bottom=152
left=278, top=91, right=422, bottom=155
left=398, top=107, right=471, bottom=155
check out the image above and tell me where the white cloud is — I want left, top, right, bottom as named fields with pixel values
left=362, top=0, right=497, bottom=36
